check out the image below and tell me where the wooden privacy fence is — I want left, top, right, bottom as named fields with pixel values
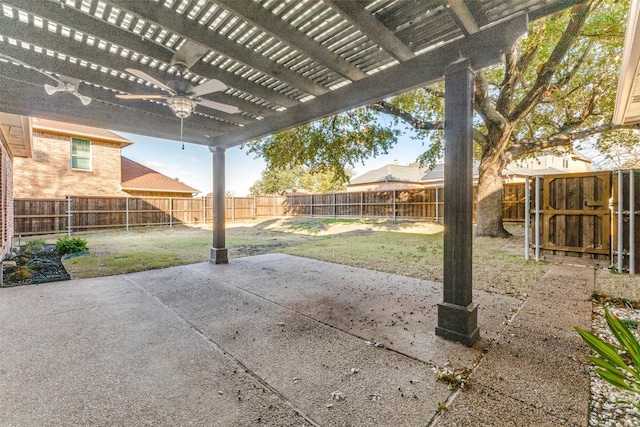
left=527, top=170, right=639, bottom=273
left=15, top=185, right=527, bottom=236
left=14, top=195, right=286, bottom=236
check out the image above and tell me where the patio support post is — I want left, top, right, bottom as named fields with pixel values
left=210, top=146, right=228, bottom=264
left=436, top=60, right=479, bottom=347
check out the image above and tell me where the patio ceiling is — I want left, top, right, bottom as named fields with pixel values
left=0, top=0, right=582, bottom=148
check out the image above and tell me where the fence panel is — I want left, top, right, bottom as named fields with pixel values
left=538, top=172, right=611, bottom=264
left=14, top=198, right=67, bottom=235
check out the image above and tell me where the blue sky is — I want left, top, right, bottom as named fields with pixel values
left=115, top=124, right=427, bottom=196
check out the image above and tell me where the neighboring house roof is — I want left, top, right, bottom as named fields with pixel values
left=350, top=163, right=427, bottom=185
left=0, top=113, right=32, bottom=158
left=350, top=162, right=480, bottom=186
left=121, top=157, right=199, bottom=195
left=32, top=118, right=133, bottom=147
left=503, top=165, right=569, bottom=176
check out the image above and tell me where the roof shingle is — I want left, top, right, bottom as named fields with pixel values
left=121, top=157, right=199, bottom=194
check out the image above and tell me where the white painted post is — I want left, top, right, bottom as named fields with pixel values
left=524, top=177, right=530, bottom=260
left=630, top=170, right=636, bottom=274
left=310, top=195, right=313, bottom=218
left=534, top=175, right=541, bottom=262
left=618, top=171, right=624, bottom=273
left=273, top=195, right=277, bottom=217
left=169, top=197, right=173, bottom=229
left=253, top=195, right=257, bottom=219
left=67, top=195, right=71, bottom=236
left=360, top=192, right=363, bottom=218
left=203, top=197, right=206, bottom=225
left=126, top=196, right=129, bottom=231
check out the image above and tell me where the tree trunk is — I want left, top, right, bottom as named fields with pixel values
left=475, top=152, right=510, bottom=238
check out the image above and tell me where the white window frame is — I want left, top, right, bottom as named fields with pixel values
left=71, top=137, right=91, bottom=171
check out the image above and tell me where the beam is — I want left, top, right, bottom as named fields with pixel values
left=108, top=0, right=328, bottom=97
left=216, top=0, right=367, bottom=82
left=325, top=0, right=415, bottom=62
left=446, top=0, right=480, bottom=36
left=209, top=146, right=228, bottom=264
left=435, top=60, right=479, bottom=347
left=0, top=75, right=227, bottom=145
left=213, top=14, right=528, bottom=148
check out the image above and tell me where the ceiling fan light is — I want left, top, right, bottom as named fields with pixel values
left=167, top=96, right=196, bottom=119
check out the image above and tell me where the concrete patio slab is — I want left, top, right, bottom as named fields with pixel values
left=1, top=254, right=519, bottom=426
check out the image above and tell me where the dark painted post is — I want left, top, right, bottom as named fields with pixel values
left=436, top=59, right=479, bottom=346
left=210, top=146, right=228, bottom=264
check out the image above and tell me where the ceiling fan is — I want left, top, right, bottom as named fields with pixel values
left=116, top=67, right=239, bottom=118
left=0, top=52, right=91, bottom=105
left=116, top=39, right=238, bottom=118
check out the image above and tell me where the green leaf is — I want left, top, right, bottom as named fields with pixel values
left=576, top=327, right=628, bottom=369
left=594, top=368, right=637, bottom=394
left=605, top=308, right=640, bottom=373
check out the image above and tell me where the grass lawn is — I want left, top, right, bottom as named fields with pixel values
left=29, top=217, right=639, bottom=301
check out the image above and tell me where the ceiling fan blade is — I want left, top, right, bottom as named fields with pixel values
left=125, top=68, right=175, bottom=94
left=116, top=94, right=167, bottom=100
left=44, top=83, right=59, bottom=95
left=190, top=79, right=227, bottom=97
left=172, top=39, right=209, bottom=69
left=197, top=99, right=239, bottom=115
left=73, top=91, right=92, bottom=106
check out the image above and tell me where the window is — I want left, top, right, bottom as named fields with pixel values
left=563, top=158, right=569, bottom=169
left=71, top=138, right=91, bottom=170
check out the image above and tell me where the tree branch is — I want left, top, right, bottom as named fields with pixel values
left=368, top=101, right=443, bottom=130
left=509, top=1, right=597, bottom=122
left=475, top=70, right=507, bottom=129
left=507, top=122, right=640, bottom=160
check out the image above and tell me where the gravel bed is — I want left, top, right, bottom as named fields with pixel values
left=589, top=303, right=640, bottom=427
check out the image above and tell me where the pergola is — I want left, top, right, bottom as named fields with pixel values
left=0, top=0, right=581, bottom=346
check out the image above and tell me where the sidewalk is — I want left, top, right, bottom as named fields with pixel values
left=436, top=264, right=594, bottom=426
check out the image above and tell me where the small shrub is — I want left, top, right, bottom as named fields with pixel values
left=8, top=266, right=31, bottom=282
left=55, top=236, right=87, bottom=256
left=15, top=256, right=28, bottom=266
left=20, top=239, right=46, bottom=257
left=576, top=307, right=640, bottom=409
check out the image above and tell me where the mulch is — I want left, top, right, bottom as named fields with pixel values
left=2, top=245, right=71, bottom=287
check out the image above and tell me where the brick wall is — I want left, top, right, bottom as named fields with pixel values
left=1, top=136, right=14, bottom=259
left=14, top=131, right=127, bottom=198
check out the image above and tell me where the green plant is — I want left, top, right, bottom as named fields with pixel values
left=55, top=236, right=87, bottom=256
left=576, top=307, right=640, bottom=409
left=8, top=266, right=31, bottom=282
left=20, top=239, right=46, bottom=257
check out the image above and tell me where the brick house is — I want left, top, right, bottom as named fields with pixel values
left=0, top=113, right=33, bottom=259
left=13, top=119, right=198, bottom=199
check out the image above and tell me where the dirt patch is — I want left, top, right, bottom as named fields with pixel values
left=2, top=245, right=70, bottom=287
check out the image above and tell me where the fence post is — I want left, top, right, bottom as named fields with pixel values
left=360, top=192, right=363, bottom=218
left=169, top=197, right=173, bottom=229
left=333, top=192, right=336, bottom=218
left=618, top=170, right=625, bottom=273
left=630, top=170, right=636, bottom=275
left=67, top=195, right=71, bottom=236
left=254, top=195, right=257, bottom=219
left=310, top=195, right=313, bottom=218
left=534, top=175, right=541, bottom=262
left=203, top=197, right=206, bottom=225
left=273, top=195, right=277, bottom=217
left=126, top=196, right=129, bottom=231
left=392, top=189, right=396, bottom=220
left=435, top=187, right=439, bottom=223
left=524, top=177, right=530, bottom=260
left=233, top=196, right=237, bottom=221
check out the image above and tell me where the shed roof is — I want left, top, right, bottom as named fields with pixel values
left=121, top=156, right=199, bottom=195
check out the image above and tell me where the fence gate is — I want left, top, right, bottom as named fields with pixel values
left=538, top=172, right=611, bottom=265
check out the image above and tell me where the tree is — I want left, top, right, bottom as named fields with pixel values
left=249, top=164, right=350, bottom=195
left=250, top=0, right=638, bottom=236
